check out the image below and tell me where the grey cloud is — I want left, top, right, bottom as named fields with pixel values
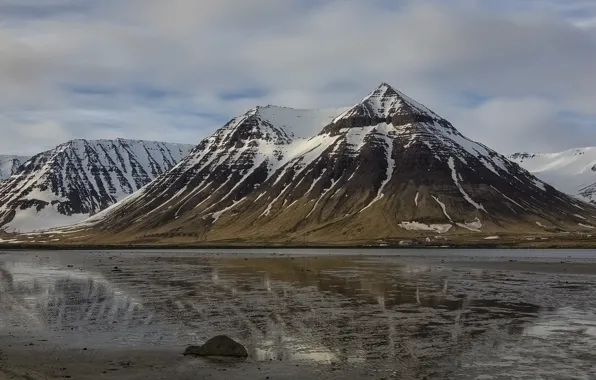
left=237, top=3, right=596, bottom=110
left=0, top=0, right=595, bottom=154
left=448, top=97, right=587, bottom=154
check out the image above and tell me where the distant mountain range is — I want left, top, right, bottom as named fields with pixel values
left=0, top=139, right=194, bottom=232
left=58, top=83, right=596, bottom=244
left=510, top=148, right=596, bottom=204
left=0, top=155, right=29, bottom=180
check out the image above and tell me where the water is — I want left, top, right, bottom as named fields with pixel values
left=0, top=249, right=595, bottom=379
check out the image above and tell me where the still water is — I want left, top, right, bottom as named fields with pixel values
left=0, top=249, right=595, bottom=379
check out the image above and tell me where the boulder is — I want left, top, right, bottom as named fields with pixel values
left=184, top=335, right=248, bottom=358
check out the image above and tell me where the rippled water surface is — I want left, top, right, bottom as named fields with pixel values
left=0, top=249, right=595, bottom=379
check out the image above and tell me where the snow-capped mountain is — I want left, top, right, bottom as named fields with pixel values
left=66, top=84, right=596, bottom=243
left=510, top=148, right=596, bottom=203
left=0, top=139, right=194, bottom=232
left=0, top=155, right=29, bottom=180
left=76, top=106, right=348, bottom=234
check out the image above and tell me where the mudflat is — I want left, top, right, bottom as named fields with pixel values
left=0, top=342, right=347, bottom=380
left=1, top=249, right=595, bottom=379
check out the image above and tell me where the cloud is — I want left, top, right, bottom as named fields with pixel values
left=449, top=97, right=591, bottom=154
left=0, top=0, right=594, bottom=154
left=0, top=119, right=71, bottom=155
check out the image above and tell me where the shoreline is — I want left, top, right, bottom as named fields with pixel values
left=1, top=241, right=596, bottom=250
left=0, top=342, right=338, bottom=380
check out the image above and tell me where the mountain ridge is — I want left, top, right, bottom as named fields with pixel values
left=509, top=147, right=596, bottom=203
left=35, top=83, right=596, bottom=243
left=0, top=138, right=194, bottom=232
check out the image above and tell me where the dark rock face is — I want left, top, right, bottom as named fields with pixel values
left=184, top=335, right=248, bottom=357
left=509, top=152, right=535, bottom=161
left=0, top=139, right=193, bottom=232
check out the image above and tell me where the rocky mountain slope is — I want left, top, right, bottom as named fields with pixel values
left=0, top=139, right=194, bottom=232
left=0, top=156, right=29, bottom=180
left=65, top=84, right=596, bottom=243
left=510, top=148, right=596, bottom=203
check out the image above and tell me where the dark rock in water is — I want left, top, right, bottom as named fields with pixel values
left=184, top=335, right=248, bottom=357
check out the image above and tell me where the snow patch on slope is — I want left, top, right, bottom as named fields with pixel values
left=432, top=196, right=453, bottom=222
left=306, top=179, right=339, bottom=218
left=399, top=222, right=452, bottom=233
left=448, top=157, right=487, bottom=212
left=208, top=198, right=246, bottom=223
left=456, top=218, right=483, bottom=232
left=360, top=128, right=395, bottom=212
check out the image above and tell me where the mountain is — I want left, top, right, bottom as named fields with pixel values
left=509, top=148, right=596, bottom=203
left=0, top=139, right=194, bottom=232
left=74, top=106, right=348, bottom=236
left=66, top=84, right=596, bottom=244
left=0, top=155, right=30, bottom=180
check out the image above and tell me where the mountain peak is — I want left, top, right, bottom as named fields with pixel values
left=327, top=82, right=441, bottom=131
left=360, top=82, right=439, bottom=118
left=367, top=82, right=399, bottom=98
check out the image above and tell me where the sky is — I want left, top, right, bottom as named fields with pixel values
left=1, top=0, right=596, bottom=155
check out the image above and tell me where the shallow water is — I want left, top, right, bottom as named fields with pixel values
left=0, top=249, right=595, bottom=379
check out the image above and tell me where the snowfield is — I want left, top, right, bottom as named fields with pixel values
left=510, top=148, right=596, bottom=203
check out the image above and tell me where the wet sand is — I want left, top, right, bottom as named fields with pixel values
left=0, top=342, right=352, bottom=380
left=1, top=249, right=595, bottom=379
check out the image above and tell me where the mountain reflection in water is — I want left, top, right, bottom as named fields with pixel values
left=0, top=254, right=549, bottom=378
